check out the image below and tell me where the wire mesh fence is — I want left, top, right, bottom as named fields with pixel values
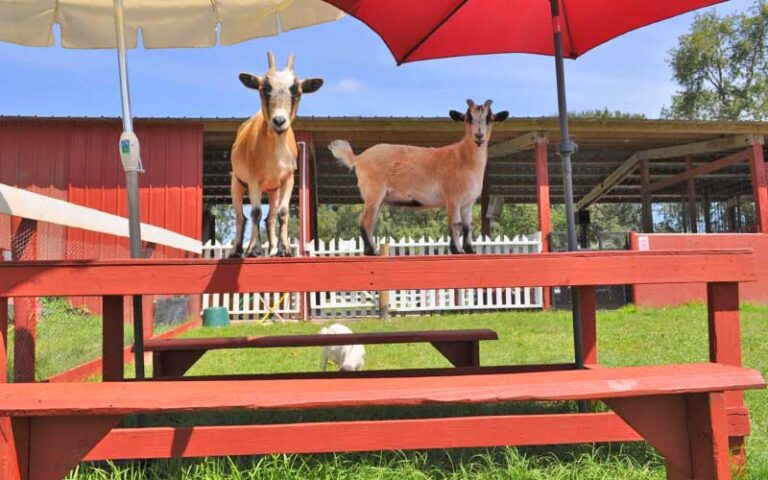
left=549, top=229, right=632, bottom=310
left=1, top=212, right=195, bottom=381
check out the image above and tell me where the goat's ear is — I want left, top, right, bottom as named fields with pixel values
left=301, top=78, right=324, bottom=94
left=449, top=110, right=466, bottom=122
left=239, top=73, right=262, bottom=90
left=492, top=111, right=509, bottom=122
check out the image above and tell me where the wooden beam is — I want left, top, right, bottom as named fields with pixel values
left=576, top=153, right=640, bottom=209
left=575, top=135, right=762, bottom=210
left=0, top=250, right=754, bottom=297
left=686, top=156, right=698, bottom=234
left=647, top=149, right=751, bottom=193
left=640, top=159, right=653, bottom=233
left=488, top=132, right=543, bottom=159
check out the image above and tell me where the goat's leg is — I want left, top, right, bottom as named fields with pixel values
left=359, top=189, right=386, bottom=256
left=244, top=184, right=264, bottom=257
left=266, top=190, right=280, bottom=256
left=460, top=204, right=475, bottom=254
left=275, top=175, right=295, bottom=257
left=446, top=203, right=463, bottom=254
left=229, top=175, right=247, bottom=258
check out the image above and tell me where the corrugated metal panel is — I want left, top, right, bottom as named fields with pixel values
left=66, top=120, right=203, bottom=260
left=0, top=119, right=70, bottom=260
left=0, top=119, right=203, bottom=261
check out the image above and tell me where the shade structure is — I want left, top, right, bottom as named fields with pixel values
left=322, top=0, right=726, bottom=63
left=0, top=0, right=344, bottom=48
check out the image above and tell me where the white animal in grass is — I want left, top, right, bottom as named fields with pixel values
left=319, top=323, right=365, bottom=372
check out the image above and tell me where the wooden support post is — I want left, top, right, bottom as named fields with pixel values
left=0, top=297, right=24, bottom=480
left=480, top=172, right=491, bottom=237
left=535, top=137, right=552, bottom=309
left=297, top=132, right=314, bottom=321
left=686, top=156, right=698, bottom=233
left=102, top=296, right=125, bottom=382
left=703, top=190, right=712, bottom=233
left=11, top=218, right=37, bottom=384
left=749, top=143, right=768, bottom=233
left=579, top=286, right=597, bottom=365
left=379, top=243, right=390, bottom=320
left=640, top=159, right=653, bottom=233
left=707, top=282, right=747, bottom=475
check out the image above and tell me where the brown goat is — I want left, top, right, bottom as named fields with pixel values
left=229, top=52, right=323, bottom=258
left=329, top=99, right=508, bottom=255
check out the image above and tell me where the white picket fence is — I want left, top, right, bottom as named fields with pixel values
left=202, top=233, right=543, bottom=320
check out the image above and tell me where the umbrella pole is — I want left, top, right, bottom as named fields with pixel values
left=549, top=0, right=586, bottom=412
left=113, top=0, right=145, bottom=382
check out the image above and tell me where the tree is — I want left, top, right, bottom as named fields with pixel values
left=663, top=1, right=768, bottom=121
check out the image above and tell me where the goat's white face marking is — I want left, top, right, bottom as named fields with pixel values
left=262, top=69, right=299, bottom=134
left=239, top=52, right=324, bottom=135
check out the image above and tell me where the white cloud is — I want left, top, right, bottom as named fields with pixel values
left=331, top=78, right=365, bottom=93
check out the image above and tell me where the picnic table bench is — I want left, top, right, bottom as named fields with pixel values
left=0, top=248, right=761, bottom=480
left=143, top=329, right=499, bottom=377
left=0, top=363, right=763, bottom=480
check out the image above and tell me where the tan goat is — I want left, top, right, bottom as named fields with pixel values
left=230, top=52, right=323, bottom=257
left=329, top=99, right=508, bottom=255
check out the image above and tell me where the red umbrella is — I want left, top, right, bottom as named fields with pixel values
left=321, top=1, right=726, bottom=64
left=322, top=0, right=728, bottom=383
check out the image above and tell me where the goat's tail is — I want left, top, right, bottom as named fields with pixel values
left=328, top=140, right=356, bottom=170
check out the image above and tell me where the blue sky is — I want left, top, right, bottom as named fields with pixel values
left=0, top=0, right=753, bottom=119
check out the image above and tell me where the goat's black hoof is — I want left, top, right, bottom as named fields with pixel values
left=449, top=246, right=462, bottom=255
left=463, top=246, right=476, bottom=254
left=274, top=249, right=292, bottom=258
left=245, top=249, right=262, bottom=258
left=228, top=251, right=243, bottom=259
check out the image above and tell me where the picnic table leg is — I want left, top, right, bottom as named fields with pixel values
left=707, top=282, right=747, bottom=474
left=607, top=392, right=731, bottom=480
left=430, top=341, right=480, bottom=367
left=579, top=286, right=597, bottom=365
left=102, top=296, right=125, bottom=382
left=0, top=298, right=25, bottom=480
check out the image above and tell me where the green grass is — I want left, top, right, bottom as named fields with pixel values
left=20, top=302, right=767, bottom=479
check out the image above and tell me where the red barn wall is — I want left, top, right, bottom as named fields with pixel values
left=631, top=233, right=768, bottom=306
left=0, top=118, right=203, bottom=261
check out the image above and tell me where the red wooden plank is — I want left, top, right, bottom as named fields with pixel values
left=143, top=329, right=498, bottom=352
left=83, top=412, right=641, bottom=461
left=0, top=364, right=762, bottom=417
left=750, top=143, right=768, bottom=233
left=0, top=297, right=23, bottom=480
left=102, top=296, right=124, bottom=382
left=0, top=250, right=754, bottom=298
left=142, top=363, right=578, bottom=382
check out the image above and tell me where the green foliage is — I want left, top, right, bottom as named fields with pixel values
left=663, top=1, right=768, bottom=120
left=570, top=109, right=647, bottom=120
left=210, top=204, right=235, bottom=244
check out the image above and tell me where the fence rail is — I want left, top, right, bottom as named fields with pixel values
left=201, top=233, right=543, bottom=321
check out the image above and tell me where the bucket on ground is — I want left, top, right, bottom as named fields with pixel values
left=203, top=306, right=230, bottom=327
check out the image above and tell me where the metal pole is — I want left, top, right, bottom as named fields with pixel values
left=550, top=0, right=586, bottom=412
left=113, top=0, right=145, bottom=381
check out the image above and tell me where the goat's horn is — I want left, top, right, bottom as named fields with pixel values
left=285, top=53, right=295, bottom=71
left=484, top=99, right=493, bottom=107
left=267, top=51, right=276, bottom=71
left=466, top=99, right=475, bottom=108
